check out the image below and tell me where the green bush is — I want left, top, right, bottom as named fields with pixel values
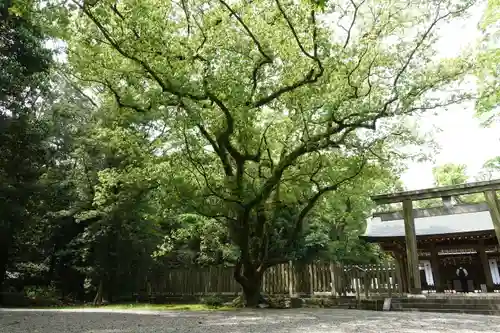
left=24, top=285, right=58, bottom=299
left=23, top=286, right=62, bottom=307
left=200, top=295, right=224, bottom=307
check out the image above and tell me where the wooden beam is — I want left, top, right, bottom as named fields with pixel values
left=372, top=179, right=500, bottom=204
left=484, top=190, right=500, bottom=246
left=373, top=203, right=489, bottom=221
left=419, top=243, right=486, bottom=251
left=403, top=199, right=421, bottom=294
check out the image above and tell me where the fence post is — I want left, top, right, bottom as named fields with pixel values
left=355, top=269, right=361, bottom=301
left=329, top=262, right=336, bottom=297
left=262, top=266, right=267, bottom=294
left=288, top=261, right=294, bottom=297
left=338, top=264, right=345, bottom=296
left=308, top=263, right=314, bottom=296
left=363, top=269, right=369, bottom=299
left=385, top=261, right=392, bottom=297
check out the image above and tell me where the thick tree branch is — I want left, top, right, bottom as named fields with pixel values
left=285, top=157, right=368, bottom=251
left=253, top=68, right=316, bottom=108
left=182, top=128, right=239, bottom=204
left=105, top=79, right=152, bottom=112
left=197, top=124, right=233, bottom=176
left=250, top=58, right=272, bottom=100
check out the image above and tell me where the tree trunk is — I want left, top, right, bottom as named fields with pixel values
left=93, top=279, right=103, bottom=306
left=242, top=278, right=262, bottom=307
left=234, top=262, right=264, bottom=308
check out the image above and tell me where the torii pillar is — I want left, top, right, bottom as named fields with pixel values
left=403, top=199, right=421, bottom=294
left=484, top=190, right=500, bottom=246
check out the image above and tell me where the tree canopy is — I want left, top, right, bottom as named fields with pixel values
left=476, top=0, right=499, bottom=124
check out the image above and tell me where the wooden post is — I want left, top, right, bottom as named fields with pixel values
left=308, top=263, right=314, bottom=296
left=484, top=190, right=500, bottom=246
left=430, top=244, right=442, bottom=292
left=355, top=270, right=361, bottom=300
left=377, top=263, right=383, bottom=293
left=385, top=261, right=392, bottom=297
left=478, top=244, right=494, bottom=292
left=363, top=268, right=370, bottom=299
left=403, top=199, right=421, bottom=294
left=394, top=253, right=405, bottom=294
left=329, top=262, right=337, bottom=296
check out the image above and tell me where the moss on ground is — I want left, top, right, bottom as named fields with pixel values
left=62, top=303, right=235, bottom=311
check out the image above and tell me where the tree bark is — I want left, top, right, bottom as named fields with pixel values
left=242, top=279, right=262, bottom=307
left=234, top=262, right=264, bottom=307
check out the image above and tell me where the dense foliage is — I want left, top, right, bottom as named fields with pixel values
left=476, top=0, right=499, bottom=124
left=1, top=0, right=496, bottom=307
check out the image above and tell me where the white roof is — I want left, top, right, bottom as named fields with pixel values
left=364, top=210, right=494, bottom=238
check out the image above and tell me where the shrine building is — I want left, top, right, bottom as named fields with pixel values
left=362, top=180, right=500, bottom=293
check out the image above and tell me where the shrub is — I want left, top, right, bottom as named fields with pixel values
left=200, top=295, right=224, bottom=307
left=23, top=285, right=62, bottom=307
left=24, top=285, right=58, bottom=299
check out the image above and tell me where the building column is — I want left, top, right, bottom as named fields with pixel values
left=430, top=245, right=442, bottom=292
left=478, top=244, right=494, bottom=292
left=484, top=190, right=500, bottom=246
left=403, top=199, right=421, bottom=294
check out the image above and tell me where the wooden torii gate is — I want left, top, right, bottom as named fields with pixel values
left=371, top=180, right=500, bottom=294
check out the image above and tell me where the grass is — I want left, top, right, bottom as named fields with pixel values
left=62, top=303, right=235, bottom=311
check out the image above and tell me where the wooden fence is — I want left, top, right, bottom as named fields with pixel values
left=263, top=261, right=400, bottom=298
left=144, top=261, right=401, bottom=299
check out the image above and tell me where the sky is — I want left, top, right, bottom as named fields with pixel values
left=400, top=1, right=500, bottom=190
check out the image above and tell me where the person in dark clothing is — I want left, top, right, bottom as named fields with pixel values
left=456, top=266, right=469, bottom=293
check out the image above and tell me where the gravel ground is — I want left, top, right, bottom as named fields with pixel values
left=1, top=308, right=500, bottom=333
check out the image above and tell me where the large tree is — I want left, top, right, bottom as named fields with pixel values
left=432, top=163, right=468, bottom=186
left=0, top=0, right=54, bottom=293
left=54, top=0, right=477, bottom=306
